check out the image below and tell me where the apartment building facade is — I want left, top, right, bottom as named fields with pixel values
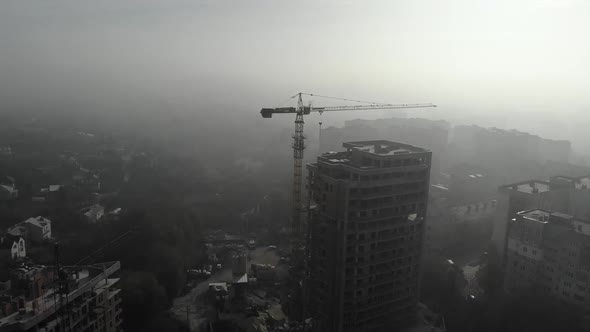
left=0, top=261, right=122, bottom=332
left=504, top=210, right=590, bottom=325
left=305, top=140, right=431, bottom=332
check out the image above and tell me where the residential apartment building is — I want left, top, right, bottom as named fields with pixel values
left=492, top=175, right=590, bottom=267
left=504, top=210, right=590, bottom=324
left=452, top=125, right=571, bottom=167
left=0, top=261, right=122, bottom=332
left=305, top=140, right=431, bottom=332
left=491, top=180, right=565, bottom=262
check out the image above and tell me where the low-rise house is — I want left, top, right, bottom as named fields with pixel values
left=0, top=185, right=17, bottom=200
left=7, top=217, right=52, bottom=244
left=80, top=204, right=104, bottom=223
left=0, top=176, right=17, bottom=200
left=0, top=236, right=26, bottom=261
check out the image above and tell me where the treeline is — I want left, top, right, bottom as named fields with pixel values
left=57, top=156, right=209, bottom=331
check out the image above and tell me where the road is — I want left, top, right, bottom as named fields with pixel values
left=170, top=267, right=232, bottom=331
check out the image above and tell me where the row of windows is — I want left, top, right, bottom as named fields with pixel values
left=349, top=182, right=424, bottom=196
left=346, top=225, right=421, bottom=242
left=360, top=156, right=425, bottom=168
left=345, top=258, right=415, bottom=276
left=349, top=193, right=425, bottom=208
left=344, top=299, right=414, bottom=323
left=347, top=204, right=419, bottom=219
left=347, top=236, right=419, bottom=253
left=344, top=287, right=414, bottom=309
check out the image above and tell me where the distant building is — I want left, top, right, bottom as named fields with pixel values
left=491, top=180, right=567, bottom=264
left=0, top=261, right=122, bottom=332
left=492, top=175, right=590, bottom=268
left=427, top=195, right=496, bottom=252
left=0, top=176, right=17, bottom=200
left=453, top=125, right=571, bottom=165
left=550, top=175, right=590, bottom=220
left=503, top=210, right=590, bottom=326
left=320, top=118, right=449, bottom=180
left=0, top=185, right=17, bottom=200
left=447, top=164, right=495, bottom=204
left=7, top=217, right=52, bottom=244
left=31, top=184, right=62, bottom=202
left=306, top=140, right=432, bottom=331
left=80, top=204, right=105, bottom=223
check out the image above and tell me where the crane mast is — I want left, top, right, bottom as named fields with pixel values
left=261, top=93, right=436, bottom=240
left=292, top=93, right=305, bottom=238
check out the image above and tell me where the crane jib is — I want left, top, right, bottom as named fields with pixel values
left=260, top=107, right=312, bottom=118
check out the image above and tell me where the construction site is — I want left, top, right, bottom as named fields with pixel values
left=168, top=94, right=444, bottom=332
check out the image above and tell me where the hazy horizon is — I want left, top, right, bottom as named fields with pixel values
left=1, top=0, right=589, bottom=148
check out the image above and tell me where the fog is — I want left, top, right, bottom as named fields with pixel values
left=1, top=1, right=589, bottom=138
left=3, top=2, right=590, bottom=332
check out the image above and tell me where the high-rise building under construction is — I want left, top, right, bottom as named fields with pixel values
left=305, top=140, right=432, bottom=332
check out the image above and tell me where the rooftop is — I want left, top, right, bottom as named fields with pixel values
left=23, top=216, right=51, bottom=228
left=0, top=261, right=120, bottom=330
left=0, top=184, right=16, bottom=193
left=515, top=209, right=590, bottom=237
left=552, top=175, right=590, bottom=190
left=6, top=225, right=26, bottom=237
left=431, top=184, right=449, bottom=191
left=343, top=140, right=428, bottom=156
left=518, top=209, right=551, bottom=223
left=502, top=180, right=551, bottom=194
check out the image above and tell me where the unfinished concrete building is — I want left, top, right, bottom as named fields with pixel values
left=305, top=140, right=431, bottom=332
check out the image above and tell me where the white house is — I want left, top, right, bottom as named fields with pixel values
left=80, top=204, right=105, bottom=223
left=9, top=216, right=53, bottom=243
left=0, top=235, right=26, bottom=260
left=0, top=184, right=17, bottom=200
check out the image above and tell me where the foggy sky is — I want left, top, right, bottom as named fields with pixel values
left=1, top=1, right=589, bottom=143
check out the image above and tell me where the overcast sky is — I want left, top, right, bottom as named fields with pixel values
left=1, top=0, right=588, bottom=137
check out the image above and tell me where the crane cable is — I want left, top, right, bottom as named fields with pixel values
left=297, top=92, right=390, bottom=106
left=73, top=229, right=135, bottom=266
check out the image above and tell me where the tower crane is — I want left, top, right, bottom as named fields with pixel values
left=260, top=92, right=436, bottom=240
